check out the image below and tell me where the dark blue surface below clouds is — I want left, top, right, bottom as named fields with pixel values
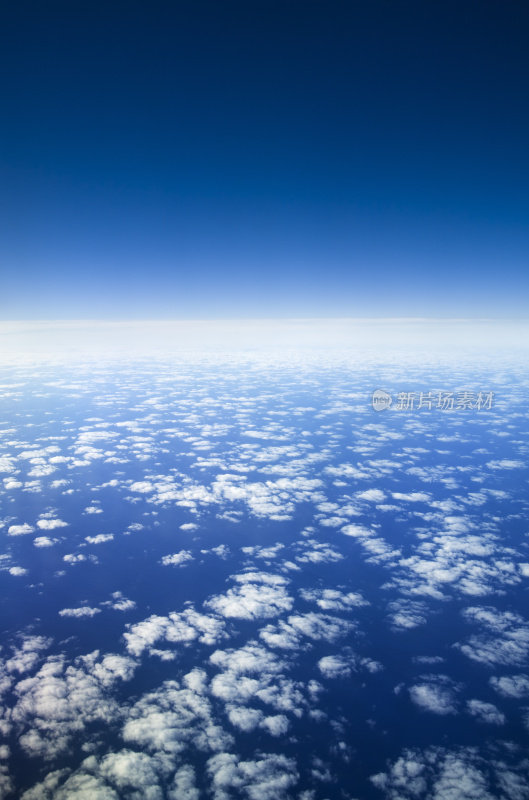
left=1, top=351, right=529, bottom=798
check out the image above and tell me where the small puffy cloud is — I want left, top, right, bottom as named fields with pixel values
left=102, top=592, right=136, bottom=612
left=260, top=611, right=354, bottom=651
left=241, top=543, right=284, bottom=560
left=124, top=607, right=226, bottom=656
left=169, top=764, right=199, bottom=800
left=36, top=519, right=68, bottom=530
left=122, top=678, right=231, bottom=756
left=63, top=553, right=87, bottom=564
left=202, top=544, right=230, bottom=559
left=341, top=523, right=374, bottom=538
left=205, top=572, right=293, bottom=620
left=466, top=699, right=505, bottom=724
left=97, top=749, right=165, bottom=796
left=391, top=492, right=431, bottom=503
left=22, top=770, right=117, bottom=799
left=210, top=642, right=285, bottom=677
left=8, top=523, right=34, bottom=536
left=9, top=566, right=28, bottom=576
left=85, top=534, right=114, bottom=544
left=370, top=746, right=498, bottom=800
left=318, top=650, right=381, bottom=678
left=50, top=479, right=70, bottom=489
left=300, top=587, right=367, bottom=611
left=357, top=489, right=386, bottom=502
left=4, top=634, right=51, bottom=675
left=11, top=650, right=137, bottom=761
left=59, top=607, right=101, bottom=618
left=295, top=542, right=343, bottom=564
left=33, top=536, right=58, bottom=548
left=387, top=600, right=428, bottom=631
left=161, top=551, right=193, bottom=567
left=207, top=752, right=299, bottom=800
left=3, top=478, right=22, bottom=489
left=0, top=455, right=16, bottom=473
left=409, top=679, right=458, bottom=715
left=130, top=481, right=154, bottom=493
left=489, top=674, right=529, bottom=698
left=261, top=714, right=289, bottom=736
left=27, top=464, right=56, bottom=478
left=226, top=705, right=264, bottom=732
left=486, top=459, right=524, bottom=470
left=208, top=640, right=305, bottom=720
left=318, top=655, right=352, bottom=679
left=457, top=606, right=529, bottom=667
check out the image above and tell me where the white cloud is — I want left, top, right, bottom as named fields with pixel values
left=96, top=749, right=166, bottom=797
left=102, top=592, right=136, bottom=612
left=391, top=492, right=431, bottom=502
left=124, top=607, right=226, bottom=657
left=241, top=543, right=284, bottom=559
left=168, top=764, right=199, bottom=800
left=12, top=650, right=137, bottom=760
left=160, top=551, right=193, bottom=567
left=408, top=680, right=458, bottom=715
left=486, top=459, right=524, bottom=470
left=5, top=635, right=51, bottom=675
left=295, top=542, right=343, bottom=564
left=457, top=606, right=529, bottom=667
left=210, top=642, right=285, bottom=677
left=22, top=770, right=117, bottom=799
left=226, top=705, right=264, bottom=732
left=59, top=607, right=101, bottom=618
left=466, top=699, right=505, bottom=724
left=122, top=679, right=232, bottom=756
left=489, top=674, right=529, bottom=698
left=299, top=587, right=367, bottom=611
left=261, top=714, right=289, bottom=736
left=259, top=612, right=354, bottom=651
left=357, top=489, right=386, bottom=502
left=341, top=523, right=374, bottom=538
left=130, top=481, right=155, bottom=493
left=8, top=567, right=28, bottom=576
left=205, top=573, right=293, bottom=620
left=37, top=518, right=68, bottom=530
left=370, top=746, right=497, bottom=800
left=207, top=752, right=298, bottom=800
left=0, top=456, right=16, bottom=473
left=33, top=536, right=58, bottom=548
left=7, top=523, right=34, bottom=536
left=318, top=655, right=352, bottom=679
left=85, top=534, right=114, bottom=544
left=387, top=599, right=428, bottom=631
left=63, top=554, right=87, bottom=564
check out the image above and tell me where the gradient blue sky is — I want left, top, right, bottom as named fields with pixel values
left=2, top=0, right=529, bottom=319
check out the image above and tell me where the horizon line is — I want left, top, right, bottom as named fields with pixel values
left=2, top=316, right=529, bottom=326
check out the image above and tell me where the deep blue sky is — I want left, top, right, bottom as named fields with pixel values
left=2, top=0, right=529, bottom=319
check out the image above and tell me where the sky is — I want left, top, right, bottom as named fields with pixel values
left=2, top=0, right=529, bottom=319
